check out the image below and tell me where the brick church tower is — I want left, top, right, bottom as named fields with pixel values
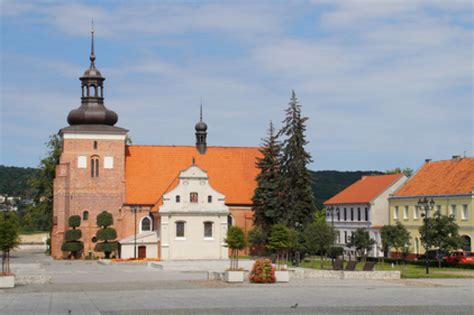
left=51, top=28, right=128, bottom=258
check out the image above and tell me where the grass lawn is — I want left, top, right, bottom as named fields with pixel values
left=295, top=256, right=474, bottom=279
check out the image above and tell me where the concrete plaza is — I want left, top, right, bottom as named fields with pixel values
left=1, top=250, right=473, bottom=315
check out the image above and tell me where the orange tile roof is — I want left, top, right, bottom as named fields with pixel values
left=324, top=174, right=403, bottom=205
left=394, top=157, right=474, bottom=197
left=125, top=145, right=261, bottom=207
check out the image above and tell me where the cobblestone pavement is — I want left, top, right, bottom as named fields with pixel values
left=1, top=250, right=473, bottom=315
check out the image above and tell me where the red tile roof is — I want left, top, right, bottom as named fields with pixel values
left=324, top=174, right=403, bottom=205
left=394, top=157, right=474, bottom=197
left=125, top=145, right=261, bottom=207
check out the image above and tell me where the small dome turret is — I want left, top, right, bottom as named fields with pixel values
left=195, top=105, right=207, bottom=155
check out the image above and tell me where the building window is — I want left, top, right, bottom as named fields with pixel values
left=343, top=208, right=347, bottom=221
left=337, top=210, right=340, bottom=221
left=357, top=208, right=361, bottom=221
left=83, top=211, right=89, bottom=221
left=141, top=217, right=151, bottom=233
left=403, top=206, right=409, bottom=220
left=350, top=208, right=354, bottom=221
left=394, top=206, right=399, bottom=220
left=227, top=215, right=233, bottom=226
left=450, top=205, right=456, bottom=218
left=204, top=221, right=213, bottom=238
left=344, top=231, right=348, bottom=244
left=414, top=206, right=419, bottom=220
left=462, top=205, right=468, bottom=220
left=190, top=192, right=198, bottom=203
left=208, top=195, right=212, bottom=203
left=77, top=156, right=87, bottom=168
left=176, top=221, right=185, bottom=238
left=91, top=156, right=99, bottom=177
left=365, top=207, right=369, bottom=221
left=175, top=195, right=180, bottom=203
left=93, top=141, right=98, bottom=149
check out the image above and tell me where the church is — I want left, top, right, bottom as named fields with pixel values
left=51, top=30, right=260, bottom=260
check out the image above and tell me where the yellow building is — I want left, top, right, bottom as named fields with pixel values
left=389, top=156, right=474, bottom=256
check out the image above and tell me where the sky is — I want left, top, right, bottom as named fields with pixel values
left=0, top=0, right=472, bottom=171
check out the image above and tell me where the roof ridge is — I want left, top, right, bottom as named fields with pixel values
left=127, top=144, right=260, bottom=149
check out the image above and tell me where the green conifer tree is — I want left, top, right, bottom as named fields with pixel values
left=252, top=121, right=282, bottom=235
left=278, top=90, right=315, bottom=229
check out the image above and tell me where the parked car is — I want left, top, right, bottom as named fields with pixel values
left=418, top=249, right=449, bottom=261
left=443, top=251, right=474, bottom=264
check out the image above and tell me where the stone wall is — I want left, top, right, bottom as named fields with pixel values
left=291, top=268, right=400, bottom=280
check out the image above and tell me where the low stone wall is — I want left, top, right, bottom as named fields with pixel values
left=15, top=275, right=51, bottom=285
left=291, top=268, right=400, bottom=280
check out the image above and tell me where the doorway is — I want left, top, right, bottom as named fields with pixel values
left=138, top=245, right=146, bottom=259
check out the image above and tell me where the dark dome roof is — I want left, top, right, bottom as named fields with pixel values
left=67, top=104, right=118, bottom=126
left=195, top=120, right=207, bottom=132
left=82, top=67, right=103, bottom=78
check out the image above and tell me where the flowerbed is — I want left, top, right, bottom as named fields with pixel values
left=111, top=258, right=161, bottom=262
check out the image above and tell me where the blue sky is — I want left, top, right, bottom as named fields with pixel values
left=1, top=0, right=472, bottom=171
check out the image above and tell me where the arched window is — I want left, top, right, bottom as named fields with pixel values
left=90, top=85, right=97, bottom=97
left=462, top=235, right=471, bottom=251
left=176, top=221, right=185, bottom=238
left=227, top=214, right=233, bottom=226
left=140, top=216, right=151, bottom=233
left=93, top=141, right=98, bottom=150
left=190, top=192, right=198, bottom=203
left=204, top=221, right=213, bottom=238
left=100, top=86, right=103, bottom=98
left=82, top=85, right=85, bottom=97
left=91, top=156, right=99, bottom=177
left=83, top=211, right=89, bottom=221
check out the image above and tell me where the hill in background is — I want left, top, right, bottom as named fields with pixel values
left=1, top=165, right=382, bottom=209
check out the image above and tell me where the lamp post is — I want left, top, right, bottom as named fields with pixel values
left=418, top=197, right=435, bottom=274
left=131, top=205, right=139, bottom=259
left=326, top=205, right=340, bottom=261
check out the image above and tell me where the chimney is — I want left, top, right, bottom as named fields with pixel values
left=452, top=155, right=461, bottom=160
left=425, top=159, right=431, bottom=163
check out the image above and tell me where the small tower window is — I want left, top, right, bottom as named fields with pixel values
left=190, top=192, right=198, bottom=203
left=100, top=86, right=103, bottom=98
left=208, top=195, right=212, bottom=203
left=91, top=156, right=99, bottom=177
left=175, top=195, right=180, bottom=203
left=83, top=211, right=89, bottom=221
left=93, top=141, right=98, bottom=149
left=90, top=85, right=97, bottom=97
left=141, top=217, right=151, bottom=233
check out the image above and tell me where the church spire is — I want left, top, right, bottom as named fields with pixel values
left=195, top=103, right=208, bottom=155
left=66, top=25, right=118, bottom=126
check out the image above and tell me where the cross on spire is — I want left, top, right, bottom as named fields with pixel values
left=90, top=19, right=96, bottom=67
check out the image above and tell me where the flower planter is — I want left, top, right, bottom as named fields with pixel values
left=224, top=270, right=245, bottom=283
left=275, top=270, right=289, bottom=282
left=0, top=275, right=15, bottom=288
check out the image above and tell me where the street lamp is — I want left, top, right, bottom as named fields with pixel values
left=417, top=197, right=435, bottom=274
left=131, top=205, right=140, bottom=259
left=326, top=205, right=340, bottom=261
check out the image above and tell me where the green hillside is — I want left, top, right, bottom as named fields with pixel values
left=0, top=165, right=39, bottom=199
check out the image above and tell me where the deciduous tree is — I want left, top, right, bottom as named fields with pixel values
left=303, top=221, right=336, bottom=269
left=347, top=228, right=375, bottom=262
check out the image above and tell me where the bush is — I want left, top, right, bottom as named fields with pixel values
left=96, top=228, right=117, bottom=241
left=97, top=211, right=113, bottom=227
left=327, top=246, right=344, bottom=259
left=249, top=258, right=276, bottom=283
left=61, top=241, right=84, bottom=253
left=64, top=229, right=82, bottom=242
left=95, top=242, right=118, bottom=253
left=68, top=215, right=81, bottom=228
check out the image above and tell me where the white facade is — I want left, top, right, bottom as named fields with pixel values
left=327, top=175, right=408, bottom=258
left=158, top=165, right=229, bottom=260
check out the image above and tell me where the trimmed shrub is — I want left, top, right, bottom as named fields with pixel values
left=61, top=241, right=84, bottom=253
left=249, top=258, right=276, bottom=283
left=97, top=211, right=113, bottom=227
left=96, top=228, right=117, bottom=241
left=64, top=229, right=82, bottom=242
left=95, top=211, right=117, bottom=259
left=95, top=242, right=118, bottom=253
left=68, top=215, right=81, bottom=228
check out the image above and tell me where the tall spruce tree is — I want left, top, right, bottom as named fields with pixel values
left=279, top=90, right=315, bottom=229
left=252, top=121, right=282, bottom=235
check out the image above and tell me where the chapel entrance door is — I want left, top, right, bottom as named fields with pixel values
left=138, top=245, right=146, bottom=259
